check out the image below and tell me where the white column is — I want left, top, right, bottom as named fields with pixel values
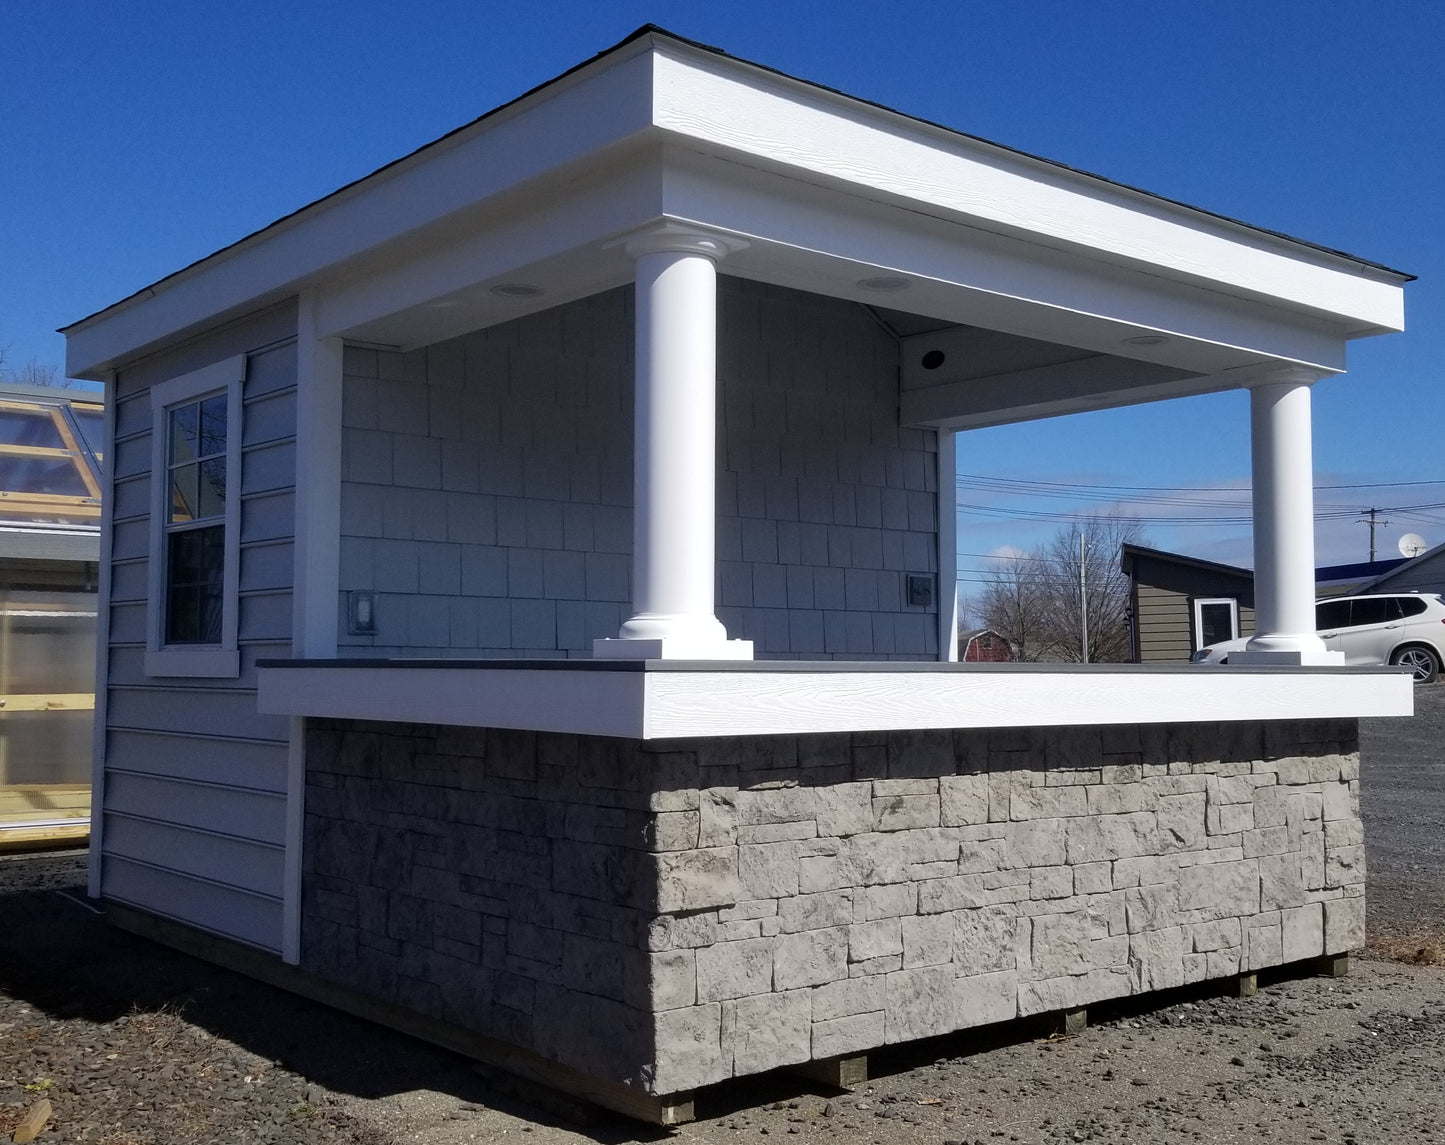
left=1233, top=367, right=1342, bottom=665
left=594, top=225, right=752, bottom=660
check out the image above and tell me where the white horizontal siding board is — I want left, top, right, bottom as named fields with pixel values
left=107, top=686, right=292, bottom=741
left=105, top=771, right=286, bottom=845
left=103, top=814, right=285, bottom=897
left=651, top=49, right=1404, bottom=330
left=102, top=857, right=282, bottom=952
left=106, top=730, right=288, bottom=792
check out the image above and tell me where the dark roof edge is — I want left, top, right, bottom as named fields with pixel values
left=61, top=24, right=1414, bottom=338
left=1120, top=542, right=1252, bottom=579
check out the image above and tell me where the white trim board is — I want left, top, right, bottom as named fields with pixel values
left=256, top=661, right=1411, bottom=741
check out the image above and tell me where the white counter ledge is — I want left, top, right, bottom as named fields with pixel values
left=255, top=659, right=1413, bottom=740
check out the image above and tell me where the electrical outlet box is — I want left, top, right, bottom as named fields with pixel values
left=906, top=574, right=934, bottom=608
left=348, top=590, right=377, bottom=635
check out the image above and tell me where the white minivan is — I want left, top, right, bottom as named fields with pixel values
left=1192, top=592, right=1445, bottom=683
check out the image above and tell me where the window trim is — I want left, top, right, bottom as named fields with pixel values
left=144, top=355, right=245, bottom=678
left=1191, top=596, right=1239, bottom=651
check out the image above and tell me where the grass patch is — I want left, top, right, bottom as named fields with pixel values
left=1366, top=933, right=1445, bottom=967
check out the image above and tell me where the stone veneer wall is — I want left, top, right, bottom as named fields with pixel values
left=301, top=716, right=1363, bottom=1097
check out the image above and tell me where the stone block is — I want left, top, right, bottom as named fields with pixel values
left=698, top=788, right=740, bottom=848
left=653, top=848, right=740, bottom=913
left=862, top=883, right=917, bottom=919
left=1243, top=826, right=1291, bottom=858
left=739, top=842, right=801, bottom=899
left=849, top=919, right=903, bottom=962
left=951, top=905, right=1019, bottom=974
left=1030, top=866, right=1074, bottom=901
left=873, top=793, right=941, bottom=831
left=1259, top=852, right=1306, bottom=911
left=1127, top=927, right=1184, bottom=992
left=957, top=838, right=1008, bottom=874
left=1011, top=785, right=1088, bottom=821
left=1178, top=859, right=1259, bottom=920
left=1016, top=974, right=1083, bottom=1016
left=1325, top=843, right=1365, bottom=889
left=1124, top=883, right=1179, bottom=934
left=739, top=820, right=818, bottom=844
left=1206, top=801, right=1255, bottom=836
left=953, top=969, right=1019, bottom=1027
left=1074, top=861, right=1113, bottom=896
left=884, top=964, right=957, bottom=1042
left=1030, top=911, right=1094, bottom=978
left=814, top=782, right=874, bottom=836
left=1087, top=784, right=1150, bottom=815
left=902, top=914, right=954, bottom=968
left=727, top=991, right=812, bottom=1074
left=1066, top=812, right=1158, bottom=863
left=940, top=773, right=989, bottom=826
left=1005, top=818, right=1067, bottom=868
left=1321, top=781, right=1354, bottom=823
left=813, top=1011, right=886, bottom=1059
left=1187, top=918, right=1242, bottom=953
left=779, top=889, right=855, bottom=933
left=648, top=949, right=697, bottom=1010
left=1205, top=947, right=1242, bottom=978
left=1244, top=915, right=1284, bottom=971
left=1155, top=793, right=1206, bottom=852
left=1323, top=897, right=1365, bottom=953
left=651, top=1003, right=726, bottom=1092
left=774, top=928, right=848, bottom=990
left=649, top=811, right=700, bottom=852
left=696, top=937, right=775, bottom=1002
left=1281, top=903, right=1325, bottom=962
left=918, top=874, right=987, bottom=914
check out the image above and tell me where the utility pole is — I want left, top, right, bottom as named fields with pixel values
left=1079, top=531, right=1089, bottom=664
left=1358, top=507, right=1390, bottom=561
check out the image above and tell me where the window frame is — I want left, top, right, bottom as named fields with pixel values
left=1191, top=596, right=1239, bottom=651
left=144, top=355, right=245, bottom=678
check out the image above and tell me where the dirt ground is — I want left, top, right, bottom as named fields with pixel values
left=2, top=691, right=1442, bottom=1145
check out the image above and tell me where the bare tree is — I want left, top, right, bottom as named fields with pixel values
left=974, top=513, right=1145, bottom=663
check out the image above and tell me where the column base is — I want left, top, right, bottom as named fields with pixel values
left=592, top=636, right=755, bottom=661
left=1229, top=649, right=1345, bottom=666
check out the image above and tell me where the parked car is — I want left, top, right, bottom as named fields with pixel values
left=1192, top=592, right=1445, bottom=683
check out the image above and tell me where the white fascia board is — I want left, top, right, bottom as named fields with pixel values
left=256, top=662, right=1410, bottom=740
left=661, top=154, right=1351, bottom=372
left=650, top=48, right=1406, bottom=334
left=65, top=50, right=660, bottom=378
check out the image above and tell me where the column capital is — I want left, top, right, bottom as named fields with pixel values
left=610, top=220, right=750, bottom=261
left=1244, top=365, right=1330, bottom=390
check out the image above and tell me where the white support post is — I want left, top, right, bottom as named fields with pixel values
left=1234, top=368, right=1342, bottom=666
left=937, top=430, right=959, bottom=662
left=292, top=290, right=344, bottom=658
left=595, top=224, right=752, bottom=660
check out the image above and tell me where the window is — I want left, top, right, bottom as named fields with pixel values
left=1192, top=597, right=1239, bottom=651
left=145, top=356, right=245, bottom=677
left=1315, top=600, right=1352, bottom=630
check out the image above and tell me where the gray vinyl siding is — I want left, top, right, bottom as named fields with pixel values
left=336, top=278, right=938, bottom=659
left=102, top=303, right=297, bottom=953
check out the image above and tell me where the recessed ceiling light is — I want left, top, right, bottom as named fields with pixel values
left=490, top=283, right=543, bottom=298
left=921, top=350, right=946, bottom=370
left=857, top=276, right=910, bottom=292
left=1123, top=335, right=1167, bottom=346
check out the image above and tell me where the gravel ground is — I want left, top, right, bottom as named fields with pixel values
left=1, top=692, right=1442, bottom=1144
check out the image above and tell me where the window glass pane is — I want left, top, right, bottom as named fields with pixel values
left=199, top=395, right=227, bottom=458
left=71, top=406, right=104, bottom=458
left=1316, top=601, right=1351, bottom=629
left=169, top=462, right=199, bottom=522
left=0, top=406, right=65, bottom=449
left=166, top=525, right=225, bottom=644
left=1350, top=598, right=1388, bottom=626
left=1199, top=602, right=1235, bottom=647
left=170, top=402, right=200, bottom=465
left=198, top=457, right=226, bottom=519
left=0, top=455, right=91, bottom=497
left=1398, top=596, right=1428, bottom=618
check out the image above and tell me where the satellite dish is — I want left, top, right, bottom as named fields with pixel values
left=1399, top=533, right=1428, bottom=558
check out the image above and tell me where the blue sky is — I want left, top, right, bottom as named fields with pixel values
left=4, top=1, right=1442, bottom=590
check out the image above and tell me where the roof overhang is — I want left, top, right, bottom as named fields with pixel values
left=64, top=28, right=1409, bottom=429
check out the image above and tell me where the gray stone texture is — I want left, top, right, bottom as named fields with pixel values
left=303, top=716, right=1363, bottom=1098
